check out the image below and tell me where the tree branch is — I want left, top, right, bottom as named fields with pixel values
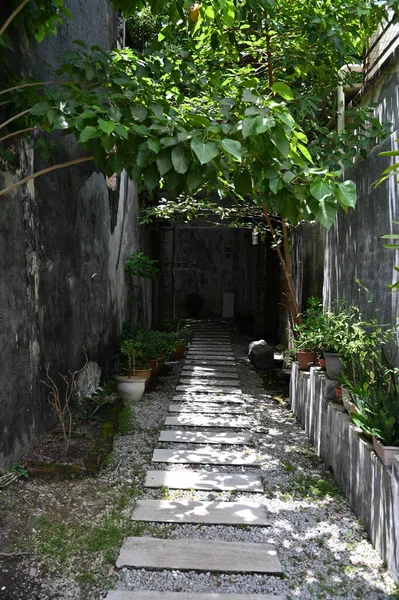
left=0, top=109, right=31, bottom=132
left=0, top=0, right=30, bottom=37
left=0, top=156, right=94, bottom=197
left=0, top=126, right=42, bottom=143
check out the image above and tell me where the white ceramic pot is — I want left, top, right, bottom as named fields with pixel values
left=373, top=437, right=399, bottom=468
left=116, top=376, right=146, bottom=402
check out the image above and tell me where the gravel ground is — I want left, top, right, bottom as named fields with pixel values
left=111, top=329, right=398, bottom=600
left=0, top=325, right=397, bottom=600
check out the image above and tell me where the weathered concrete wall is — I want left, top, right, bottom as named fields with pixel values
left=292, top=57, right=399, bottom=323
left=0, top=2, right=154, bottom=469
left=159, top=225, right=257, bottom=320
left=290, top=363, right=399, bottom=582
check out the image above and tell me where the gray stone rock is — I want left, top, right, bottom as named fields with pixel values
left=75, top=361, right=101, bottom=398
left=248, top=340, right=274, bottom=369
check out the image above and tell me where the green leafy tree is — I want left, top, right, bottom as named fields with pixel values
left=1, top=0, right=397, bottom=322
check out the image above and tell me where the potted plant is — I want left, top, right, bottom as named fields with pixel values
left=351, top=356, right=399, bottom=467
left=292, top=297, right=323, bottom=370
left=116, top=339, right=146, bottom=402
left=162, top=317, right=191, bottom=359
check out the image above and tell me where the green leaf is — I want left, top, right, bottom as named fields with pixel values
left=269, top=178, right=284, bottom=194
left=30, top=102, right=50, bottom=116
left=335, top=180, right=357, bottom=211
left=115, top=124, right=128, bottom=139
left=308, top=195, right=338, bottom=229
left=270, top=128, right=290, bottom=157
left=191, top=139, right=220, bottom=165
left=310, top=180, right=335, bottom=201
left=147, top=138, right=161, bottom=153
left=187, top=164, right=204, bottom=192
left=98, top=119, right=115, bottom=134
left=242, top=117, right=256, bottom=139
left=254, top=116, right=275, bottom=134
left=220, top=139, right=242, bottom=161
left=234, top=169, right=252, bottom=197
left=156, top=151, right=173, bottom=175
left=297, top=142, right=313, bottom=163
left=131, top=106, right=148, bottom=121
left=143, top=165, right=160, bottom=192
left=171, top=146, right=190, bottom=174
left=283, top=171, right=296, bottom=184
left=271, top=82, right=294, bottom=101
left=79, top=126, right=100, bottom=143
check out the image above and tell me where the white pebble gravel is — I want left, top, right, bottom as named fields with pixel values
left=106, top=330, right=397, bottom=600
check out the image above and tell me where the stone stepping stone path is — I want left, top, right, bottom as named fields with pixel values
left=152, top=448, right=258, bottom=465
left=158, top=430, right=252, bottom=445
left=108, top=323, right=284, bottom=599
left=131, top=499, right=270, bottom=525
left=106, top=593, right=284, bottom=600
left=176, top=385, right=242, bottom=394
left=144, top=469, right=264, bottom=491
left=164, top=414, right=251, bottom=428
left=116, top=538, right=282, bottom=574
left=168, top=403, right=246, bottom=414
left=172, top=393, right=245, bottom=404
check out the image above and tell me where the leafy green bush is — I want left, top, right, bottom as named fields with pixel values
left=125, top=252, right=159, bottom=279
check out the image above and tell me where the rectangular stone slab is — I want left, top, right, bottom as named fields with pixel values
left=172, top=394, right=245, bottom=404
left=152, top=448, right=258, bottom=465
left=187, top=352, right=234, bottom=357
left=180, top=370, right=238, bottom=382
left=165, top=415, right=250, bottom=428
left=105, top=591, right=285, bottom=600
left=144, top=470, right=264, bottom=491
left=158, top=430, right=252, bottom=445
left=131, top=499, right=270, bottom=526
left=176, top=386, right=241, bottom=394
left=168, top=404, right=246, bottom=414
left=183, top=366, right=238, bottom=374
left=180, top=379, right=239, bottom=387
left=185, top=358, right=236, bottom=368
left=116, top=537, right=282, bottom=574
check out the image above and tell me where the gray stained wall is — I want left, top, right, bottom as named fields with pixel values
left=292, top=58, right=399, bottom=326
left=0, top=2, right=153, bottom=469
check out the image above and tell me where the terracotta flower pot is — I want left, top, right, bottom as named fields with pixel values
left=172, top=342, right=186, bottom=360
left=319, top=358, right=326, bottom=370
left=126, top=368, right=152, bottom=388
left=297, top=350, right=314, bottom=370
left=335, top=387, right=343, bottom=403
left=146, top=359, right=159, bottom=378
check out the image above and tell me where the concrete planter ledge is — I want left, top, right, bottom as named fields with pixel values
left=290, top=363, right=399, bottom=583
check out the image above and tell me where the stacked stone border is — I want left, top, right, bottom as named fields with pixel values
left=290, top=363, right=399, bottom=583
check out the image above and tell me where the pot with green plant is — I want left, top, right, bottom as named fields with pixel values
left=163, top=317, right=191, bottom=359
left=351, top=355, right=399, bottom=467
left=116, top=339, right=146, bottom=402
left=293, top=297, right=324, bottom=370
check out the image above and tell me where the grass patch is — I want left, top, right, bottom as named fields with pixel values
left=278, top=473, right=343, bottom=501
